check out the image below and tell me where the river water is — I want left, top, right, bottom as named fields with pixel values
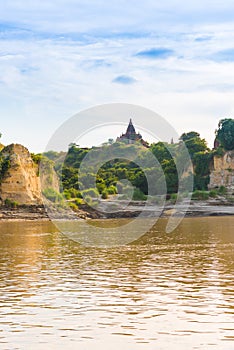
left=0, top=217, right=233, bottom=350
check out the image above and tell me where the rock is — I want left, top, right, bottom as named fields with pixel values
left=209, top=151, right=234, bottom=192
left=0, top=144, right=42, bottom=205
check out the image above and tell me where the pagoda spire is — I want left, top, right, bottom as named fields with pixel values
left=126, top=118, right=136, bottom=135
left=116, top=118, right=149, bottom=147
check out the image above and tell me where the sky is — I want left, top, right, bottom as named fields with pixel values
left=1, top=0, right=234, bottom=151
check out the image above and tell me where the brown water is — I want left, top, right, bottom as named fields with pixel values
left=0, top=217, right=233, bottom=350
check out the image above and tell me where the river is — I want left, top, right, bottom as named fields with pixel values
left=0, top=217, right=233, bottom=349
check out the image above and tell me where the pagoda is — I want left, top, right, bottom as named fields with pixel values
left=116, top=119, right=149, bottom=147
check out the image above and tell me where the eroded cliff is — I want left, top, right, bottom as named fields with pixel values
left=209, top=151, right=234, bottom=192
left=0, top=144, right=42, bottom=205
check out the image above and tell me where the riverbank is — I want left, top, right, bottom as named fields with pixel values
left=0, top=198, right=233, bottom=221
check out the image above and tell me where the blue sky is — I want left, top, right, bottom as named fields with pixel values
left=1, top=0, right=234, bottom=150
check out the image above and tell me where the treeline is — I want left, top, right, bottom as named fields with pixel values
left=34, top=119, right=234, bottom=204
left=38, top=118, right=234, bottom=205
left=60, top=132, right=208, bottom=198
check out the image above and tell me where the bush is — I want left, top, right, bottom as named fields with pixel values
left=192, top=190, right=209, bottom=200
left=132, top=188, right=147, bottom=201
left=170, top=193, right=178, bottom=203
left=81, top=188, right=99, bottom=199
left=101, top=190, right=109, bottom=199
left=4, top=198, right=19, bottom=208
left=63, top=189, right=71, bottom=199
left=107, top=185, right=117, bottom=195
left=0, top=156, right=11, bottom=180
left=74, top=198, right=84, bottom=206
left=209, top=189, right=218, bottom=198
left=218, top=186, right=227, bottom=195
left=63, top=188, right=81, bottom=199
left=68, top=202, right=78, bottom=211
left=42, top=188, right=63, bottom=202
left=96, top=182, right=106, bottom=194
left=31, top=153, right=43, bottom=164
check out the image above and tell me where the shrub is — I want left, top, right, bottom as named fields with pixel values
left=63, top=189, right=71, bottom=199
left=68, top=202, right=78, bottom=211
left=4, top=198, right=18, bottom=208
left=81, top=188, right=99, bottom=199
left=74, top=198, right=84, bottom=206
left=107, top=185, right=117, bottom=195
left=101, top=190, right=109, bottom=199
left=42, top=188, right=63, bottom=202
left=69, top=188, right=81, bottom=198
left=132, top=188, right=147, bottom=201
left=192, top=190, right=209, bottom=200
left=96, top=182, right=106, bottom=194
left=170, top=193, right=178, bottom=203
left=31, top=153, right=43, bottom=164
left=63, top=188, right=81, bottom=199
left=218, top=186, right=227, bottom=195
left=0, top=156, right=11, bottom=180
left=209, top=189, right=218, bottom=198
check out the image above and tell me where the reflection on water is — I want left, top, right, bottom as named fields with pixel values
left=0, top=217, right=233, bottom=349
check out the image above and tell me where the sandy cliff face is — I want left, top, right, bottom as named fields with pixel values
left=209, top=151, right=234, bottom=191
left=0, top=144, right=42, bottom=204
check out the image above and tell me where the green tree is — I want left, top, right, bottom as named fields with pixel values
left=179, top=131, right=208, bottom=159
left=180, top=131, right=200, bottom=142
left=216, top=118, right=234, bottom=150
left=179, top=132, right=211, bottom=190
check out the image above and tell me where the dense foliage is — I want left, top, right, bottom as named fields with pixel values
left=179, top=132, right=211, bottom=190
left=216, top=118, right=234, bottom=150
left=50, top=133, right=211, bottom=201
left=37, top=118, right=233, bottom=205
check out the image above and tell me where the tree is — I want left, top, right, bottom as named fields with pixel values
left=180, top=131, right=200, bottom=142
left=179, top=131, right=211, bottom=190
left=179, top=131, right=208, bottom=159
left=150, top=142, right=172, bottom=163
left=216, top=118, right=234, bottom=150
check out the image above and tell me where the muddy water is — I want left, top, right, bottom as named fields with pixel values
left=0, top=217, right=233, bottom=349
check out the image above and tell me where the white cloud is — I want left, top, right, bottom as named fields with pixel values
left=0, top=2, right=234, bottom=151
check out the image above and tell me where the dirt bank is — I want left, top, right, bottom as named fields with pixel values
left=0, top=199, right=233, bottom=222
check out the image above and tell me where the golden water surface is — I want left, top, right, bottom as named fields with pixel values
left=0, top=217, right=233, bottom=350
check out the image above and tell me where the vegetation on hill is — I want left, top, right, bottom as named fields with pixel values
left=37, top=132, right=206, bottom=206
left=57, top=130, right=213, bottom=198
left=1, top=118, right=233, bottom=208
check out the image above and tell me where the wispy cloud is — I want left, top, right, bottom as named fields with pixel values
left=194, top=35, right=212, bottom=42
left=212, top=48, right=234, bottom=62
left=135, top=47, right=174, bottom=59
left=0, top=1, right=234, bottom=150
left=112, top=75, right=137, bottom=84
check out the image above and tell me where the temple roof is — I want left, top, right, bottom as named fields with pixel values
left=125, top=118, right=136, bottom=135
left=116, top=118, right=149, bottom=147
